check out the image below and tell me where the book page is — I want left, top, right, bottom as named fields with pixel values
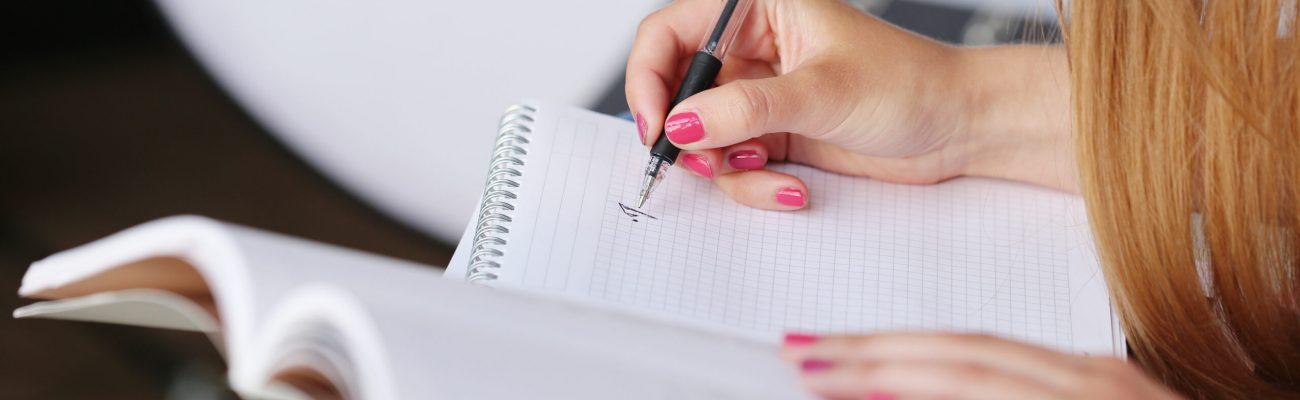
left=16, top=216, right=447, bottom=387
left=450, top=102, right=1121, bottom=356
left=17, top=216, right=813, bottom=399
left=263, top=275, right=813, bottom=399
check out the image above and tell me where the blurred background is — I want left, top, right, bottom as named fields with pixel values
left=0, top=0, right=1056, bottom=398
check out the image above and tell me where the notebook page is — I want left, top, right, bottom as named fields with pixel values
left=454, top=102, right=1119, bottom=356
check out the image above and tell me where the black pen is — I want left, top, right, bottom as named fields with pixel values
left=637, top=0, right=755, bottom=208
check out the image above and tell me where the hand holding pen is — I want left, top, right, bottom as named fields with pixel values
left=628, top=0, right=1075, bottom=210
left=635, top=0, right=755, bottom=208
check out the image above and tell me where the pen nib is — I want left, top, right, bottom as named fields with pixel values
left=637, top=156, right=668, bottom=208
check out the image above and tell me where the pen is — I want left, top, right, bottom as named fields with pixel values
left=636, top=0, right=755, bottom=208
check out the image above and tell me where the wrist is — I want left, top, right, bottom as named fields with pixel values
left=956, top=45, right=1077, bottom=192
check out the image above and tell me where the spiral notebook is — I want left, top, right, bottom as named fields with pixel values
left=447, top=101, right=1125, bottom=356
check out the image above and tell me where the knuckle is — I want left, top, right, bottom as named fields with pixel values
left=635, top=9, right=667, bottom=37
left=732, top=81, right=774, bottom=132
left=844, top=336, right=881, bottom=355
left=634, top=17, right=655, bottom=37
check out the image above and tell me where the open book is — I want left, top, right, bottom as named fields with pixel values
left=447, top=101, right=1124, bottom=355
left=14, top=216, right=810, bottom=399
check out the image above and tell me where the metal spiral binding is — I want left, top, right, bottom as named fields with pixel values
left=466, top=104, right=536, bottom=282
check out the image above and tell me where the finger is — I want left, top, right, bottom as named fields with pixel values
left=712, top=169, right=808, bottom=210
left=781, top=333, right=1081, bottom=390
left=640, top=57, right=778, bottom=148
left=626, top=2, right=716, bottom=147
left=677, top=149, right=722, bottom=179
left=665, top=66, right=847, bottom=150
left=798, top=359, right=1067, bottom=400
left=715, top=57, right=778, bottom=85
left=661, top=75, right=804, bottom=149
left=718, top=139, right=768, bottom=173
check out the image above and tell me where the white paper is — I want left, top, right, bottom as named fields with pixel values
left=450, top=102, right=1121, bottom=355
left=250, top=279, right=812, bottom=399
left=20, top=216, right=811, bottom=399
left=14, top=289, right=220, bottom=333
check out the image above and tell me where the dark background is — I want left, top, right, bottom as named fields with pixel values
left=0, top=1, right=1054, bottom=398
left=1, top=1, right=449, bottom=398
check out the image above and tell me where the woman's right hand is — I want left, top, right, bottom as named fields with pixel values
left=627, top=0, right=1073, bottom=210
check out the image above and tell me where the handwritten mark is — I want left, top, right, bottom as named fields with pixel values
left=618, top=203, right=659, bottom=223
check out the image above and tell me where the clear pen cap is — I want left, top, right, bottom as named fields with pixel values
left=697, top=0, right=755, bottom=60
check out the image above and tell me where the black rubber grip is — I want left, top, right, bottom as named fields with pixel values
left=650, top=51, right=723, bottom=165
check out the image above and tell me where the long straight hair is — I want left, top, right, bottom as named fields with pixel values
left=1066, top=1, right=1300, bottom=398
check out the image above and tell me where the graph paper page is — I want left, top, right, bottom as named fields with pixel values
left=448, top=102, right=1121, bottom=356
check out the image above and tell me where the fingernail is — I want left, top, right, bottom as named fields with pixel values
left=783, top=333, right=819, bottom=346
left=664, top=111, right=704, bottom=144
left=726, top=150, right=765, bottom=170
left=801, top=359, right=833, bottom=373
left=775, top=187, right=806, bottom=207
left=681, top=153, right=713, bottom=178
left=635, top=112, right=647, bottom=144
left=865, top=392, right=897, bottom=400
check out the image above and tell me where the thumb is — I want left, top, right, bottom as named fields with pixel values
left=664, top=71, right=826, bottom=150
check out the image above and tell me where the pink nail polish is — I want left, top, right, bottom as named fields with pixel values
left=775, top=187, right=805, bottom=207
left=681, top=153, right=712, bottom=178
left=664, top=111, right=704, bottom=144
left=727, top=150, right=765, bottom=170
left=635, top=113, right=647, bottom=144
left=865, top=392, right=897, bottom=400
left=801, top=359, right=833, bottom=373
left=783, top=333, right=819, bottom=346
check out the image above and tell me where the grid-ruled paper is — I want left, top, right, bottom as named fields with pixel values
left=447, top=102, right=1119, bottom=356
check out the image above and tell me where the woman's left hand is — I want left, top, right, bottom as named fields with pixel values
left=779, top=332, right=1182, bottom=400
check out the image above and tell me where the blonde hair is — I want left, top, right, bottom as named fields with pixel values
left=1066, top=1, right=1300, bottom=398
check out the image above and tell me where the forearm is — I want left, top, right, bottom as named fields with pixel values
left=959, top=45, right=1077, bottom=193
